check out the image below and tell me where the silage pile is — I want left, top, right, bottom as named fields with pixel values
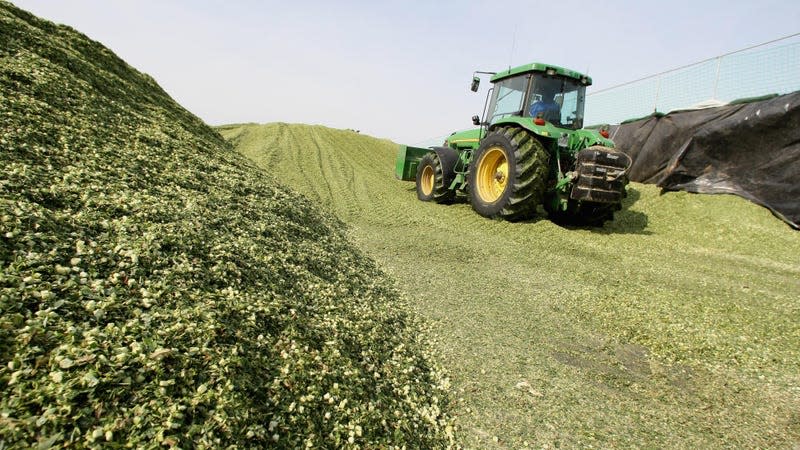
left=0, top=3, right=454, bottom=448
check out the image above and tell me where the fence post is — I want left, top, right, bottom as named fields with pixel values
left=712, top=56, right=722, bottom=100
left=653, top=75, right=661, bottom=113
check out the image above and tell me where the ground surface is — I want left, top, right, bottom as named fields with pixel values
left=220, top=122, right=800, bottom=448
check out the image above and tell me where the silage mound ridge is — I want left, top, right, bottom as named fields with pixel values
left=0, top=3, right=453, bottom=448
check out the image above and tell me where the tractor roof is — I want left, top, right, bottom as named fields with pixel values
left=491, top=62, right=592, bottom=86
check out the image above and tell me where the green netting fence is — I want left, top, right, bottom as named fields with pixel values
left=586, top=33, right=800, bottom=125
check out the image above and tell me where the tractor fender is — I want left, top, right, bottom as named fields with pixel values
left=430, top=146, right=459, bottom=189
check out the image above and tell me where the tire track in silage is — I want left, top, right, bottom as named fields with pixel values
left=301, top=126, right=393, bottom=223
left=319, top=129, right=423, bottom=227
left=256, top=124, right=503, bottom=233
left=335, top=132, right=371, bottom=219
left=233, top=123, right=489, bottom=234
left=283, top=124, right=335, bottom=208
left=264, top=123, right=289, bottom=174
left=322, top=128, right=390, bottom=222
left=353, top=137, right=409, bottom=225
left=224, top=123, right=285, bottom=183
left=311, top=127, right=352, bottom=213
left=278, top=125, right=365, bottom=219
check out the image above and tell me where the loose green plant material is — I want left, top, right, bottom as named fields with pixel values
left=221, top=122, right=800, bottom=448
left=0, top=3, right=455, bottom=448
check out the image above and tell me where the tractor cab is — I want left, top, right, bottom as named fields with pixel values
left=476, top=64, right=589, bottom=131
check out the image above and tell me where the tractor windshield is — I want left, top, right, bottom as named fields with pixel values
left=486, top=75, right=530, bottom=124
left=527, top=75, right=586, bottom=129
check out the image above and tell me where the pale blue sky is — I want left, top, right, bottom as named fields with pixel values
left=12, top=0, right=800, bottom=144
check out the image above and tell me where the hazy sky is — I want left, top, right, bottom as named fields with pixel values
left=12, top=0, right=800, bottom=145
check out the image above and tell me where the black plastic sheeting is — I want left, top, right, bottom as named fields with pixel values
left=610, top=91, right=800, bottom=229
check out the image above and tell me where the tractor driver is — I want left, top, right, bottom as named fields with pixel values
left=529, top=82, right=561, bottom=123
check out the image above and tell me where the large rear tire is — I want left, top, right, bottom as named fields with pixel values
left=416, top=152, right=455, bottom=203
left=468, top=127, right=549, bottom=220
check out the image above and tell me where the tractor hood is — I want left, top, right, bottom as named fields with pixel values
left=444, top=123, right=614, bottom=154
left=489, top=117, right=614, bottom=151
left=445, top=128, right=482, bottom=150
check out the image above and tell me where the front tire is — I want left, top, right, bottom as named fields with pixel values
left=416, top=152, right=455, bottom=203
left=468, top=127, right=549, bottom=220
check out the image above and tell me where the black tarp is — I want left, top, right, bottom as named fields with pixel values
left=610, top=91, right=800, bottom=229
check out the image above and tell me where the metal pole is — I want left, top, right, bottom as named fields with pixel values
left=653, top=76, right=661, bottom=113
left=712, top=56, right=722, bottom=99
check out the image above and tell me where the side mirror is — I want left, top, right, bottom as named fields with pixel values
left=470, top=76, right=480, bottom=92
left=472, top=115, right=481, bottom=126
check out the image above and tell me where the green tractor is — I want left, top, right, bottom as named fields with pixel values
left=395, top=62, right=631, bottom=225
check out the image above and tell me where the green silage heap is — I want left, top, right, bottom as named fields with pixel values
left=0, top=3, right=454, bottom=448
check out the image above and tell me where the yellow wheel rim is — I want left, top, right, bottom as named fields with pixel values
left=476, top=146, right=509, bottom=203
left=420, top=165, right=434, bottom=196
